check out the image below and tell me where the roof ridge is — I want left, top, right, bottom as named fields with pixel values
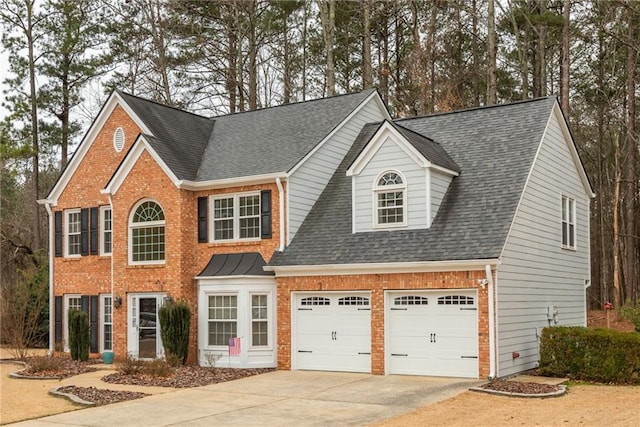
left=116, top=90, right=211, bottom=121
left=210, top=89, right=377, bottom=119
left=395, top=96, right=557, bottom=122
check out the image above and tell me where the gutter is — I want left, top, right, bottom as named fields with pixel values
left=275, top=177, right=285, bottom=252
left=486, top=264, right=496, bottom=380
left=108, top=194, right=115, bottom=352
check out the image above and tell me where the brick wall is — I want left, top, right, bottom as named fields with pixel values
left=277, top=270, right=491, bottom=377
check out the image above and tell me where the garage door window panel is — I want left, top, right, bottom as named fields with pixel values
left=394, top=295, right=429, bottom=305
left=208, top=295, right=237, bottom=346
left=438, top=295, right=474, bottom=305
left=338, top=296, right=369, bottom=306
left=300, top=297, right=330, bottom=306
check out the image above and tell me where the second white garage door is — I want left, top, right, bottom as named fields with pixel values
left=386, top=290, right=478, bottom=378
left=294, top=293, right=371, bottom=373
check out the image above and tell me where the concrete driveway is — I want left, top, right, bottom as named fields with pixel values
left=9, top=371, right=480, bottom=426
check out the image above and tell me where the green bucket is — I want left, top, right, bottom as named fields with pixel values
left=102, top=351, right=114, bottom=364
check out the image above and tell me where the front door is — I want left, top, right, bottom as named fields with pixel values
left=128, top=294, right=164, bottom=359
left=138, top=297, right=158, bottom=359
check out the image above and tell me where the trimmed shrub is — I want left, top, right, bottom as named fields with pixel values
left=158, top=300, right=191, bottom=365
left=68, top=308, right=90, bottom=362
left=539, top=326, right=640, bottom=384
left=619, top=302, right=640, bottom=333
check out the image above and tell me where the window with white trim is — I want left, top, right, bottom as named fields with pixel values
left=211, top=193, right=260, bottom=241
left=101, top=295, right=113, bottom=352
left=251, top=294, right=268, bottom=347
left=561, top=196, right=576, bottom=249
left=375, top=171, right=406, bottom=226
left=208, top=295, right=237, bottom=346
left=100, top=206, right=112, bottom=255
left=64, top=295, right=82, bottom=350
left=65, top=209, right=81, bottom=256
left=129, top=200, right=165, bottom=264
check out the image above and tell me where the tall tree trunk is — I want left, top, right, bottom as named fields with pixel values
left=362, top=0, right=372, bottom=89
left=623, top=0, right=638, bottom=303
left=146, top=0, right=172, bottom=105
left=302, top=1, right=308, bottom=101
left=536, top=0, right=546, bottom=97
left=227, top=8, right=238, bottom=113
left=613, top=151, right=622, bottom=308
left=427, top=2, right=437, bottom=112
left=282, top=18, right=291, bottom=104
left=471, top=0, right=480, bottom=106
left=25, top=0, right=40, bottom=250
left=247, top=0, right=257, bottom=110
left=487, top=0, right=497, bottom=105
left=318, top=0, right=335, bottom=96
left=560, top=0, right=570, bottom=117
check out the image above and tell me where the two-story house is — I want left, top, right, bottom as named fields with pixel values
left=41, top=89, right=593, bottom=379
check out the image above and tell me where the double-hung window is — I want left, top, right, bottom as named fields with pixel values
left=375, top=171, right=406, bottom=227
left=251, top=294, right=268, bottom=347
left=561, top=196, right=576, bottom=249
left=65, top=209, right=81, bottom=257
left=101, top=295, right=113, bottom=352
left=207, top=295, right=237, bottom=346
left=100, top=206, right=112, bottom=255
left=212, top=193, right=260, bottom=241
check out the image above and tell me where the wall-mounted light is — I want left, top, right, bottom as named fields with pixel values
left=114, top=295, right=122, bottom=309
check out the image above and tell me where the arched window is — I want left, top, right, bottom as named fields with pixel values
left=375, top=171, right=406, bottom=226
left=129, top=200, right=165, bottom=264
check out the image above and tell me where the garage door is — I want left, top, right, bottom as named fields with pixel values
left=386, top=290, right=478, bottom=378
left=294, top=293, right=371, bottom=373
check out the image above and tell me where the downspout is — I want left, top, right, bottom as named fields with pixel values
left=108, top=194, right=115, bottom=340
left=276, top=177, right=285, bottom=251
left=43, top=202, right=54, bottom=355
left=486, top=264, right=496, bottom=380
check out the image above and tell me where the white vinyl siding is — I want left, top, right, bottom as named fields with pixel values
left=430, top=170, right=453, bottom=223
left=496, top=110, right=591, bottom=377
left=354, top=138, right=427, bottom=232
left=288, top=97, right=387, bottom=243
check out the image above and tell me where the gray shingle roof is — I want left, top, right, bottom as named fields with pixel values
left=119, top=89, right=376, bottom=182
left=269, top=97, right=557, bottom=266
left=391, top=122, right=460, bottom=173
left=196, top=90, right=377, bottom=180
left=118, top=91, right=213, bottom=181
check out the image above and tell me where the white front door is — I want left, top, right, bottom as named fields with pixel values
left=128, top=294, right=165, bottom=359
left=386, top=290, right=478, bottom=378
left=294, top=293, right=371, bottom=373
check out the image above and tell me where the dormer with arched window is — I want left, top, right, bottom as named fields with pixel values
left=346, top=120, right=460, bottom=233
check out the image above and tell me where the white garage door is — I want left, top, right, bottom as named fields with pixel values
left=294, top=293, right=371, bottom=373
left=386, top=290, right=478, bottom=378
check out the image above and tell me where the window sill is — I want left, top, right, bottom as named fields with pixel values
left=61, top=256, right=82, bottom=261
left=561, top=246, right=577, bottom=251
left=206, top=239, right=263, bottom=247
left=126, top=263, right=166, bottom=269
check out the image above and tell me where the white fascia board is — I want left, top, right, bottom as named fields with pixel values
left=552, top=102, right=595, bottom=198
left=102, top=136, right=179, bottom=196
left=346, top=122, right=428, bottom=176
left=430, top=163, right=460, bottom=177
left=265, top=259, right=500, bottom=277
left=178, top=173, right=288, bottom=191
left=47, top=92, right=152, bottom=206
left=288, top=91, right=389, bottom=177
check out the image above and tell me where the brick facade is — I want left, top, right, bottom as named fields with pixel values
left=277, top=270, right=491, bottom=378
left=52, top=102, right=284, bottom=363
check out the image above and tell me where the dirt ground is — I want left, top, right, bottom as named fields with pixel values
left=375, top=385, right=640, bottom=426
left=0, top=361, right=81, bottom=425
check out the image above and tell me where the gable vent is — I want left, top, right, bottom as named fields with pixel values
left=113, top=127, right=125, bottom=152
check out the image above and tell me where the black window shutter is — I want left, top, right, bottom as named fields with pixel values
left=261, top=190, right=272, bottom=239
left=54, top=296, right=63, bottom=345
left=197, top=197, right=208, bottom=243
left=89, top=207, right=98, bottom=255
left=80, top=208, right=89, bottom=256
left=90, top=295, right=99, bottom=353
left=81, top=295, right=89, bottom=313
left=54, top=211, right=63, bottom=257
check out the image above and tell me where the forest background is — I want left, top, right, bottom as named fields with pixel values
left=0, top=0, right=638, bottom=345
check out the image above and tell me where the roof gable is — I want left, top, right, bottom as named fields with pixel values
left=346, top=120, right=460, bottom=177
left=45, top=91, right=152, bottom=205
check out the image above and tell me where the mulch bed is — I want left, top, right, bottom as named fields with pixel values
left=20, top=357, right=99, bottom=379
left=102, top=366, right=275, bottom=388
left=55, top=386, right=149, bottom=406
left=480, top=380, right=560, bottom=394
